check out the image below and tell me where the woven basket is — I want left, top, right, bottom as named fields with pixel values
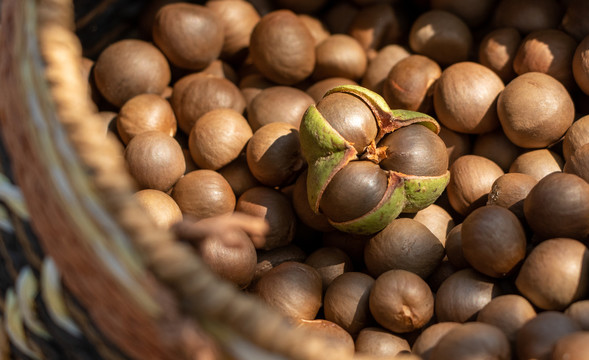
left=0, top=1, right=422, bottom=359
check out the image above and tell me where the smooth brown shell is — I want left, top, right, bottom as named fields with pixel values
left=447, top=155, right=505, bottom=216
left=361, top=44, right=411, bottom=95
left=235, top=186, right=296, bottom=251
left=294, top=319, right=355, bottom=358
left=251, top=244, right=306, bottom=286
left=461, top=205, right=527, bottom=278
left=253, top=261, right=322, bottom=320
left=217, top=154, right=261, bottom=198
left=355, top=327, right=411, bottom=358
left=382, top=55, right=441, bottom=113
left=93, top=39, right=171, bottom=108
left=497, top=72, right=574, bottom=148
left=433, top=61, right=504, bottom=134
left=315, top=92, right=378, bottom=154
left=565, top=143, right=589, bottom=183
left=188, top=109, right=252, bottom=170
left=429, top=322, right=511, bottom=360
left=523, top=172, right=589, bottom=241
left=205, top=0, right=260, bottom=62
left=435, top=268, right=501, bottom=322
left=124, top=131, right=186, bottom=192
left=306, top=77, right=358, bottom=104
left=313, top=34, right=367, bottom=81
left=472, top=130, right=521, bottom=172
left=445, top=224, right=468, bottom=269
left=487, top=172, right=538, bottom=220
left=430, top=0, right=496, bottom=27
left=378, top=124, right=449, bottom=176
left=365, top=218, right=445, bottom=279
left=133, top=189, right=183, bottom=229
left=191, top=220, right=257, bottom=289
left=516, top=311, right=581, bottom=360
left=574, top=34, right=589, bottom=96
left=412, top=322, right=461, bottom=360
left=171, top=169, right=235, bottom=219
left=410, top=204, right=455, bottom=246
left=305, top=247, right=353, bottom=291
left=509, top=149, right=564, bottom=181
left=152, top=3, right=224, bottom=70
left=565, top=300, right=589, bottom=330
left=476, top=294, right=537, bottom=344
left=246, top=122, right=306, bottom=188
left=249, top=10, right=316, bottom=85
left=319, top=161, right=388, bottom=223
left=552, top=332, right=589, bottom=360
left=437, top=126, right=471, bottom=167
left=563, top=115, right=589, bottom=162
left=513, top=29, right=578, bottom=89
left=246, top=86, right=315, bottom=131
left=171, top=73, right=246, bottom=134
left=492, top=0, right=563, bottom=34
left=409, top=10, right=472, bottom=66
left=116, top=93, right=177, bottom=144
left=478, top=27, right=522, bottom=83
left=369, top=269, right=434, bottom=333
left=515, top=238, right=589, bottom=310
left=323, top=272, right=375, bottom=336
left=347, top=3, right=403, bottom=59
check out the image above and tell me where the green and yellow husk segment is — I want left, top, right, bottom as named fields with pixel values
left=300, top=85, right=451, bottom=235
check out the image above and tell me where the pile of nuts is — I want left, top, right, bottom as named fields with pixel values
left=84, top=0, right=589, bottom=358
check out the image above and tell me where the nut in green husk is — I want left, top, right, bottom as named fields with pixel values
left=300, top=85, right=450, bottom=235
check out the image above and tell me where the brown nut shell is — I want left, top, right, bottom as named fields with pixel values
left=523, top=172, right=589, bottom=241
left=235, top=186, right=296, bottom=251
left=487, top=172, right=538, bottom=220
left=365, top=218, right=445, bottom=279
left=306, top=77, right=357, bottom=104
left=355, top=327, right=411, bottom=358
left=435, top=268, right=501, bottom=322
left=409, top=10, right=472, bottom=66
left=305, top=247, right=353, bottom=291
left=551, top=332, right=589, bottom=360
left=429, top=322, right=511, bottom=360
left=563, top=115, right=589, bottom=162
left=516, top=311, right=581, bottom=360
left=133, top=189, right=183, bottom=229
left=565, top=300, right=589, bottom=330
left=382, top=55, right=441, bottom=113
left=478, top=27, right=522, bottom=83
left=369, top=269, right=434, bottom=333
left=497, top=72, right=574, bottom=149
left=188, top=109, right=252, bottom=170
left=412, top=322, right=461, bottom=360
left=249, top=10, right=316, bottom=85
left=509, top=149, right=564, bottom=181
left=124, top=131, right=186, bottom=191
left=446, top=155, right=505, bottom=216
left=433, top=61, right=504, bottom=134
left=573, top=34, right=589, bottom=95
left=461, top=205, right=527, bottom=278
left=472, top=130, right=521, bottom=172
left=93, top=39, right=171, bottom=108
left=513, top=29, right=577, bottom=89
left=323, top=272, right=375, bottom=336
left=515, top=238, right=589, bottom=310
left=476, top=294, right=537, bottom=345
left=313, top=34, right=367, bottom=81
left=246, top=122, right=306, bottom=188
left=378, top=124, right=449, bottom=177
left=253, top=261, right=322, bottom=320
left=410, top=204, right=455, bottom=246
left=116, top=93, right=176, bottom=144
left=361, top=44, right=411, bottom=95
left=294, top=319, right=355, bottom=358
left=152, top=3, right=223, bottom=70
left=492, top=0, right=563, bottom=34
left=247, top=86, right=315, bottom=131
left=171, top=170, right=235, bottom=219
left=171, top=73, right=246, bottom=134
